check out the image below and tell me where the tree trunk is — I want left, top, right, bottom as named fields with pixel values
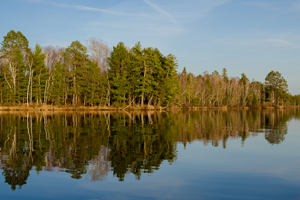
left=27, top=78, right=30, bottom=107
left=30, top=73, right=33, bottom=105
left=141, top=61, right=147, bottom=108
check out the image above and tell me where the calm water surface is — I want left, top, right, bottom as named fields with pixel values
left=0, top=109, right=299, bottom=200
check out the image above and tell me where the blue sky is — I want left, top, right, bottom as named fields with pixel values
left=1, top=0, right=300, bottom=94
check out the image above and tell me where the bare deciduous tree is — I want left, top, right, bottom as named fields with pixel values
left=86, top=37, right=110, bottom=73
left=44, top=45, right=65, bottom=73
left=86, top=37, right=111, bottom=106
left=43, top=45, right=65, bottom=105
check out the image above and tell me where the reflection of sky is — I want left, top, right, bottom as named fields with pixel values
left=0, top=121, right=299, bottom=200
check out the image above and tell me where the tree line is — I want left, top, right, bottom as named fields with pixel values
left=179, top=68, right=300, bottom=108
left=0, top=30, right=299, bottom=109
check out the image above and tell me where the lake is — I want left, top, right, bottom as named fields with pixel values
left=0, top=109, right=299, bottom=200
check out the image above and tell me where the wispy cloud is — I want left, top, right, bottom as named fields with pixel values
left=49, top=2, right=128, bottom=15
left=21, top=0, right=128, bottom=15
left=22, top=0, right=230, bottom=37
left=143, top=0, right=179, bottom=26
left=264, top=39, right=291, bottom=46
left=217, top=32, right=300, bottom=50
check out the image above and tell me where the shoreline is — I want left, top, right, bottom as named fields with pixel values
left=0, top=105, right=299, bottom=111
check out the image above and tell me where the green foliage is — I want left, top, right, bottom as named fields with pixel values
left=212, top=70, right=219, bottom=76
left=265, top=70, right=288, bottom=105
left=48, top=63, right=67, bottom=105
left=222, top=68, right=228, bottom=83
left=62, top=41, right=90, bottom=106
left=108, top=42, right=130, bottom=105
left=240, top=73, right=248, bottom=85
left=0, top=30, right=29, bottom=105
left=107, top=42, right=180, bottom=107
left=32, top=44, right=48, bottom=104
left=0, top=30, right=298, bottom=108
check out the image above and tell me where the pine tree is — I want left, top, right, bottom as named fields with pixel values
left=108, top=42, right=130, bottom=106
left=265, top=71, right=288, bottom=105
left=0, top=30, right=29, bottom=105
left=81, top=61, right=105, bottom=106
left=139, top=47, right=156, bottom=107
left=48, top=63, right=67, bottom=105
left=156, top=54, right=180, bottom=107
left=182, top=67, right=187, bottom=75
left=32, top=44, right=47, bottom=106
left=62, top=41, right=90, bottom=107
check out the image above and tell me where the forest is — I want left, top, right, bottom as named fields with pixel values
left=0, top=30, right=300, bottom=109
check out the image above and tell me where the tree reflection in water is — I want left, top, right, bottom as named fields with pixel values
left=0, top=109, right=299, bottom=190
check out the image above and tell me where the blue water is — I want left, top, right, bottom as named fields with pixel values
left=0, top=111, right=299, bottom=200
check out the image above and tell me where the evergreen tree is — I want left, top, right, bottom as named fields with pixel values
left=81, top=61, right=106, bottom=106
left=32, top=44, right=47, bottom=105
left=182, top=67, right=187, bottom=75
left=157, top=54, right=180, bottom=106
left=222, top=68, right=228, bottom=83
left=108, top=42, right=130, bottom=106
left=48, top=63, right=67, bottom=105
left=0, top=30, right=29, bottom=105
left=265, top=71, right=288, bottom=105
left=62, top=41, right=90, bottom=106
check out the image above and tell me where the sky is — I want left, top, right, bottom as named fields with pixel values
left=1, top=0, right=300, bottom=94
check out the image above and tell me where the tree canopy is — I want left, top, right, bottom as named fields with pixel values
left=0, top=30, right=299, bottom=108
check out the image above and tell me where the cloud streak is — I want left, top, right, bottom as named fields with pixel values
left=22, top=0, right=230, bottom=37
left=264, top=39, right=291, bottom=46
left=22, top=0, right=129, bottom=15
left=143, top=0, right=179, bottom=26
left=49, top=2, right=129, bottom=15
left=86, top=0, right=229, bottom=36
